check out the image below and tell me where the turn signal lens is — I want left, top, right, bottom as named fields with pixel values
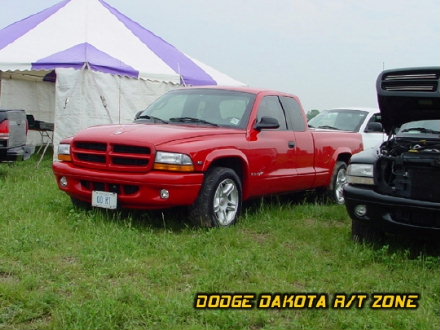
left=57, top=143, right=72, bottom=162
left=154, top=151, right=194, bottom=172
left=58, top=154, right=72, bottom=161
left=153, top=163, right=195, bottom=172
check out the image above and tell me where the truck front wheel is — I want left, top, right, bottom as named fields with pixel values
left=189, top=167, right=242, bottom=227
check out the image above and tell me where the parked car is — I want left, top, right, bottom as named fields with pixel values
left=53, top=87, right=363, bottom=227
left=344, top=67, right=440, bottom=241
left=0, top=109, right=33, bottom=162
left=308, top=107, right=385, bottom=150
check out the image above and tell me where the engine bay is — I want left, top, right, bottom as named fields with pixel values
left=375, top=137, right=440, bottom=202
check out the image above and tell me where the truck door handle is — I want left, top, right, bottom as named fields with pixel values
left=288, top=141, right=296, bottom=149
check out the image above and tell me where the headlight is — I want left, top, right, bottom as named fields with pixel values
left=154, top=151, right=194, bottom=172
left=347, top=164, right=374, bottom=185
left=57, top=144, right=72, bottom=161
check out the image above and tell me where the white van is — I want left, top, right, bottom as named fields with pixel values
left=308, top=107, right=385, bottom=150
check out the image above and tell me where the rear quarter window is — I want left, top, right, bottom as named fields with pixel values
left=280, top=96, right=306, bottom=131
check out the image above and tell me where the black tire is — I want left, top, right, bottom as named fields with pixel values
left=189, top=167, right=242, bottom=227
left=70, top=197, right=91, bottom=210
left=351, top=219, right=383, bottom=243
left=327, top=161, right=347, bottom=204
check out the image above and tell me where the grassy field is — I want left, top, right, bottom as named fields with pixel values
left=0, top=153, right=439, bottom=330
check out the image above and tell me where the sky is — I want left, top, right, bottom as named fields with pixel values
left=0, top=0, right=439, bottom=112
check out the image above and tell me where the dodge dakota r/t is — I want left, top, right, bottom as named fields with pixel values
left=53, top=87, right=363, bottom=227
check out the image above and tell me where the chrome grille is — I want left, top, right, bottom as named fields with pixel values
left=72, top=141, right=152, bottom=172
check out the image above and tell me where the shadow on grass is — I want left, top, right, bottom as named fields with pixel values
left=88, top=191, right=314, bottom=233
left=0, top=167, right=7, bottom=178
left=0, top=161, right=22, bottom=180
left=85, top=206, right=192, bottom=233
left=363, top=233, right=440, bottom=258
left=68, top=191, right=305, bottom=233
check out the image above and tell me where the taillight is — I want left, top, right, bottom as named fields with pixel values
left=0, top=120, right=9, bottom=139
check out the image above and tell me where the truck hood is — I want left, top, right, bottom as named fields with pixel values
left=376, top=67, right=440, bottom=134
left=73, top=123, right=242, bottom=146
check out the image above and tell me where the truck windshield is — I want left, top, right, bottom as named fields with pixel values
left=308, top=109, right=368, bottom=132
left=398, top=119, right=440, bottom=136
left=137, top=89, right=256, bottom=129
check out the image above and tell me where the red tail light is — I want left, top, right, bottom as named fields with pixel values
left=0, top=120, right=10, bottom=138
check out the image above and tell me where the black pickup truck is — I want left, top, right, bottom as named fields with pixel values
left=344, top=67, right=440, bottom=241
left=0, top=109, right=33, bottom=162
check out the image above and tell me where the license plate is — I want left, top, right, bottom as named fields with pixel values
left=92, top=191, right=117, bottom=209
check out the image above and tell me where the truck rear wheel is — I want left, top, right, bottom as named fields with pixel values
left=189, top=167, right=242, bottom=227
left=328, top=161, right=347, bottom=204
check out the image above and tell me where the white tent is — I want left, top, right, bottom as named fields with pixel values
left=0, top=0, right=244, bottom=152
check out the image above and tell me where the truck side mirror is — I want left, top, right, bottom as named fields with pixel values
left=134, top=111, right=143, bottom=120
left=255, top=116, right=280, bottom=130
left=365, top=122, right=383, bottom=133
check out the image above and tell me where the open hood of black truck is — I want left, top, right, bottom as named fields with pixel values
left=376, top=67, right=440, bottom=134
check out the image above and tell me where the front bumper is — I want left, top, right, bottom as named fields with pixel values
left=344, top=184, right=440, bottom=238
left=53, top=161, right=204, bottom=210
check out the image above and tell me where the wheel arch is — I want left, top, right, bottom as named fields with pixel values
left=323, top=150, right=351, bottom=187
left=202, top=150, right=249, bottom=198
left=336, top=152, right=351, bottom=165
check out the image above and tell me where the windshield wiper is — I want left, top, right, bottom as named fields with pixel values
left=400, top=127, right=440, bottom=134
left=137, top=114, right=168, bottom=124
left=316, top=125, right=342, bottom=130
left=169, top=117, right=218, bottom=126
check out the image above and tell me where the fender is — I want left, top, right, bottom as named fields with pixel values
left=331, top=147, right=353, bottom=163
left=202, top=148, right=249, bottom=172
left=326, top=147, right=353, bottom=185
left=201, top=148, right=251, bottom=198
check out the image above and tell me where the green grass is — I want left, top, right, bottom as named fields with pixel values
left=0, top=154, right=439, bottom=330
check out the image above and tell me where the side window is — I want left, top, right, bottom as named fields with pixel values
left=280, top=96, right=306, bottom=131
left=367, top=113, right=382, bottom=124
left=364, top=112, right=383, bottom=132
left=257, top=96, right=287, bottom=130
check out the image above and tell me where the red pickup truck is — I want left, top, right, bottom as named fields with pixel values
left=53, top=87, right=363, bottom=226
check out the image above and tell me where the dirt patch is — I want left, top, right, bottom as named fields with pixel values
left=304, top=218, right=317, bottom=226
left=61, top=256, right=79, bottom=264
left=242, top=229, right=272, bottom=244
left=0, top=270, right=19, bottom=283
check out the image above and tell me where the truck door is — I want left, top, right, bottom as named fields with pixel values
left=280, top=96, right=315, bottom=190
left=247, top=95, right=298, bottom=196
